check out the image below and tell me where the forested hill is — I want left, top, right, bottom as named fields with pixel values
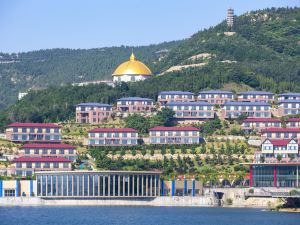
left=0, top=7, right=300, bottom=130
left=0, top=41, right=181, bottom=109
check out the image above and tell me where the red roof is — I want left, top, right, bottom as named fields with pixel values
left=22, top=143, right=75, bottom=149
left=89, top=128, right=138, bottom=133
left=12, top=157, right=71, bottom=163
left=243, top=118, right=281, bottom=123
left=149, top=126, right=199, bottom=131
left=261, top=128, right=300, bottom=133
left=263, top=139, right=293, bottom=146
left=7, top=122, right=61, bottom=128
left=287, top=118, right=300, bottom=122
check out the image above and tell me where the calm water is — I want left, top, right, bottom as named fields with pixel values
left=0, top=206, right=299, bottom=225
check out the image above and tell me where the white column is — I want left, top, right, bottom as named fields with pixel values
left=87, top=175, right=90, bottom=196
left=98, top=176, right=100, bottom=196
left=154, top=176, right=157, bottom=196
left=127, top=176, right=130, bottom=196
left=66, top=175, right=69, bottom=196
left=297, top=166, right=299, bottom=188
left=46, top=175, right=48, bottom=197
left=142, top=175, right=144, bottom=196
left=50, top=176, right=53, bottom=196
left=72, top=175, right=74, bottom=197
left=146, top=176, right=148, bottom=196
left=118, top=175, right=121, bottom=196
left=108, top=175, right=111, bottom=197
left=123, top=176, right=125, bottom=197
left=93, top=175, right=95, bottom=197
left=132, top=175, right=135, bottom=196
left=82, top=175, right=84, bottom=196
left=103, top=176, right=106, bottom=196
left=77, top=176, right=79, bottom=196
left=113, top=175, right=116, bottom=196
left=137, top=175, right=140, bottom=196
left=150, top=176, right=153, bottom=196
left=56, top=176, right=58, bottom=196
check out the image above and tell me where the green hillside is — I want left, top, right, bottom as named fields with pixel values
left=0, top=7, right=300, bottom=130
left=0, top=41, right=181, bottom=109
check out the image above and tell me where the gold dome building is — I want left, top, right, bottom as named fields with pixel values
left=112, top=53, right=153, bottom=82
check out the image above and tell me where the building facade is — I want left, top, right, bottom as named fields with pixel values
left=167, top=101, right=214, bottom=123
left=261, top=128, right=300, bottom=140
left=278, top=93, right=300, bottom=101
left=76, top=103, right=112, bottom=124
left=260, top=139, right=299, bottom=159
left=197, top=90, right=234, bottom=105
left=249, top=163, right=300, bottom=188
left=221, top=102, right=271, bottom=119
left=88, top=128, right=138, bottom=146
left=286, top=118, right=300, bottom=128
left=6, top=123, right=62, bottom=142
left=157, top=91, right=194, bottom=106
left=237, top=91, right=274, bottom=103
left=241, top=118, right=281, bottom=133
left=19, top=143, right=77, bottom=161
left=11, top=157, right=72, bottom=177
left=278, top=100, right=300, bottom=116
left=36, top=171, right=161, bottom=198
left=149, top=126, right=200, bottom=144
left=116, top=97, right=154, bottom=113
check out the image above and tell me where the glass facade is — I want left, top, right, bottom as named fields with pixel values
left=36, top=172, right=160, bottom=198
left=252, top=165, right=300, bottom=187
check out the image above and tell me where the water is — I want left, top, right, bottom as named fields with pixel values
left=0, top=206, right=299, bottom=225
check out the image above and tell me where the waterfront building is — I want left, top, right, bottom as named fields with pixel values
left=19, top=143, right=77, bottom=161
left=261, top=128, right=300, bottom=140
left=88, top=128, right=138, bottom=146
left=237, top=91, right=274, bottom=103
left=260, top=138, right=299, bottom=159
left=36, top=171, right=161, bottom=198
left=11, top=157, right=72, bottom=177
left=248, top=163, right=300, bottom=188
left=166, top=101, right=214, bottom=123
left=116, top=97, right=154, bottom=113
left=278, top=93, right=300, bottom=101
left=112, top=53, right=152, bottom=82
left=6, top=123, right=62, bottom=142
left=278, top=100, right=300, bottom=116
left=0, top=180, right=35, bottom=197
left=157, top=91, right=194, bottom=106
left=76, top=103, right=112, bottom=124
left=286, top=118, right=300, bottom=128
left=149, top=126, right=200, bottom=144
left=197, top=90, right=234, bottom=105
left=241, top=118, right=281, bottom=133
left=221, top=102, right=271, bottom=119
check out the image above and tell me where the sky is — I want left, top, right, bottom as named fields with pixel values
left=0, top=0, right=299, bottom=53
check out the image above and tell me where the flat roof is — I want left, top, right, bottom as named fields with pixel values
left=76, top=103, right=112, bottom=107
left=159, top=91, right=194, bottom=95
left=242, top=162, right=300, bottom=166
left=238, top=91, right=274, bottom=95
left=89, top=128, right=138, bottom=133
left=198, top=90, right=233, bottom=94
left=35, top=170, right=162, bottom=175
left=167, top=101, right=213, bottom=106
left=7, top=122, right=61, bottom=128
left=117, top=97, right=153, bottom=101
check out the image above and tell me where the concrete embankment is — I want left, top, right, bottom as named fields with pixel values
left=0, top=196, right=216, bottom=207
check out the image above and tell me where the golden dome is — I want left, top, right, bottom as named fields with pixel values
left=112, top=53, right=152, bottom=76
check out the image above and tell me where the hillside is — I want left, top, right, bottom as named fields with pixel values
left=0, top=41, right=181, bottom=109
left=0, top=7, right=300, bottom=130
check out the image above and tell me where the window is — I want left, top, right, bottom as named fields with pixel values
left=34, top=149, right=39, bottom=154
left=59, top=149, right=64, bottom=154
left=51, top=149, right=56, bottom=154
left=25, top=149, right=30, bottom=154
left=35, top=162, right=41, bottom=168
left=37, top=128, right=43, bottom=133
left=16, top=162, right=22, bottom=168
left=13, top=128, right=18, bottom=132
left=4, top=189, right=15, bottom=197
left=53, top=162, right=59, bottom=168
left=54, top=128, right=60, bottom=133
left=63, top=163, right=69, bottom=168
left=44, top=162, right=50, bottom=168
left=26, top=162, right=32, bottom=168
left=46, top=128, right=50, bottom=133
left=22, top=127, right=27, bottom=133
left=42, top=149, right=48, bottom=154
left=69, top=149, right=74, bottom=154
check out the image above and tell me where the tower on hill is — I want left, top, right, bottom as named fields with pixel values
left=227, top=8, right=234, bottom=30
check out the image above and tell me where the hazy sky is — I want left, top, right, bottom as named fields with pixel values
left=0, top=0, right=298, bottom=53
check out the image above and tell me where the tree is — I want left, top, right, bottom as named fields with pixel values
left=170, top=146, right=176, bottom=155
left=276, top=154, right=282, bottom=162
left=150, top=108, right=175, bottom=127
left=124, top=113, right=150, bottom=134
left=220, top=144, right=225, bottom=155
left=200, top=145, right=206, bottom=154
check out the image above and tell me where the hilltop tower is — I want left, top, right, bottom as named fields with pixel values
left=227, top=8, right=234, bottom=30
